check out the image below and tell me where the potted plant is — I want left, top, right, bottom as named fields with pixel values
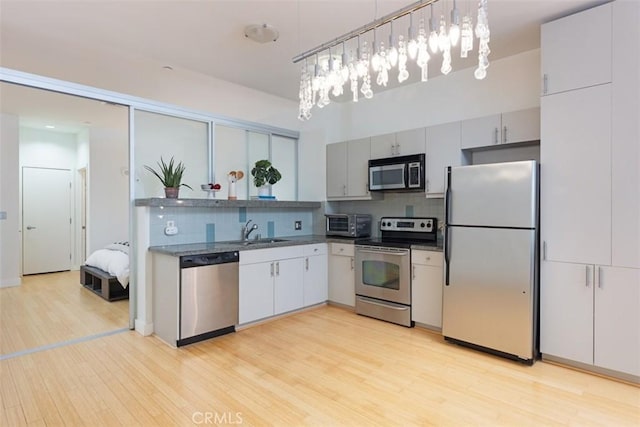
left=144, top=156, right=192, bottom=198
left=251, top=159, right=281, bottom=196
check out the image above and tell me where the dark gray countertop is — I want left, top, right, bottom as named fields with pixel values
left=149, top=234, right=442, bottom=256
left=135, top=198, right=321, bottom=209
left=149, top=234, right=329, bottom=256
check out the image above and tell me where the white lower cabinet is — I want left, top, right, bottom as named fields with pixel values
left=273, top=257, right=304, bottom=315
left=411, top=250, right=444, bottom=329
left=303, top=244, right=328, bottom=306
left=328, top=243, right=355, bottom=307
left=239, top=244, right=328, bottom=325
left=541, top=261, right=640, bottom=377
left=239, top=261, right=276, bottom=324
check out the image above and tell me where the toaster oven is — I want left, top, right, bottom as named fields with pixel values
left=325, top=214, right=372, bottom=238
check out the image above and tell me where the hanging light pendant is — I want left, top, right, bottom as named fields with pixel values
left=294, top=0, right=491, bottom=120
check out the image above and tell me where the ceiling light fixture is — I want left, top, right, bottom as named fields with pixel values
left=244, top=24, right=279, bottom=43
left=293, top=0, right=490, bottom=121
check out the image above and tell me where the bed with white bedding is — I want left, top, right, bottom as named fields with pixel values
left=80, top=242, right=130, bottom=301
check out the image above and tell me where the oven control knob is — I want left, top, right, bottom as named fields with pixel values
left=420, top=222, right=426, bottom=228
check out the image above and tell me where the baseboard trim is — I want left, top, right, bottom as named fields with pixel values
left=135, top=319, right=154, bottom=336
left=0, top=277, right=21, bottom=288
left=542, top=353, right=640, bottom=385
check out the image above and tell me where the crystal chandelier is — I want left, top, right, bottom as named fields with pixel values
left=294, top=0, right=490, bottom=121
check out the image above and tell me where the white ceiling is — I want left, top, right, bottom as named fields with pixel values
left=0, top=0, right=604, bottom=130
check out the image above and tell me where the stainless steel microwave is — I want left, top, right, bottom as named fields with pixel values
left=325, top=214, right=372, bottom=237
left=368, top=153, right=425, bottom=191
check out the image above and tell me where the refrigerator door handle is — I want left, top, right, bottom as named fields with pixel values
left=444, top=225, right=451, bottom=286
left=444, top=167, right=452, bottom=287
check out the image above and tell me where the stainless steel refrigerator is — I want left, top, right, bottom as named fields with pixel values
left=443, top=160, right=539, bottom=364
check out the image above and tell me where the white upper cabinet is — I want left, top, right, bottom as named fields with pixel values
left=461, top=108, right=540, bottom=150
left=370, top=129, right=426, bottom=159
left=347, top=138, right=372, bottom=198
left=326, top=142, right=348, bottom=198
left=460, top=114, right=501, bottom=149
left=611, top=0, right=640, bottom=269
left=541, top=2, right=612, bottom=95
left=540, top=84, right=611, bottom=266
left=326, top=138, right=373, bottom=200
left=425, top=122, right=461, bottom=196
left=501, top=108, right=540, bottom=145
left=370, top=133, right=397, bottom=158
left=395, top=128, right=426, bottom=156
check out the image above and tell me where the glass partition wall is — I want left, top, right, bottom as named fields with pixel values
left=1, top=68, right=299, bottom=354
left=214, top=124, right=298, bottom=201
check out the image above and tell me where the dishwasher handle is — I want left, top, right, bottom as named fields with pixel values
left=180, top=251, right=239, bottom=268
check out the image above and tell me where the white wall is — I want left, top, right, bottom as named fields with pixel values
left=0, top=113, right=21, bottom=287
left=88, top=127, right=128, bottom=252
left=298, top=49, right=542, bottom=201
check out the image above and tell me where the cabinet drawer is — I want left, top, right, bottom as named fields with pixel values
left=303, top=243, right=328, bottom=256
left=331, top=243, right=355, bottom=257
left=240, top=246, right=300, bottom=265
left=411, top=250, right=443, bottom=267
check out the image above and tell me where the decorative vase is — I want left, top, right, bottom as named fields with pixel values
left=228, top=181, right=237, bottom=200
left=164, top=187, right=179, bottom=199
left=258, top=185, right=270, bottom=197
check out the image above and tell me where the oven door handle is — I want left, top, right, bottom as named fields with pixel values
left=356, top=249, right=409, bottom=256
left=358, top=297, right=409, bottom=311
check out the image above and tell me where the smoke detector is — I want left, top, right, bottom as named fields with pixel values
left=244, top=24, right=279, bottom=43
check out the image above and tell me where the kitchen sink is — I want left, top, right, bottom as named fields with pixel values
left=222, top=238, right=289, bottom=246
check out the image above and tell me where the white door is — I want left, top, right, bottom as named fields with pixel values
left=23, top=167, right=72, bottom=274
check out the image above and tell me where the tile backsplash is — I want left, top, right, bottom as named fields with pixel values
left=147, top=195, right=442, bottom=246
left=149, top=206, right=316, bottom=246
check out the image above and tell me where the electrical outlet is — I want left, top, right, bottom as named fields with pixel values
left=165, top=220, right=178, bottom=235
left=294, top=220, right=302, bottom=230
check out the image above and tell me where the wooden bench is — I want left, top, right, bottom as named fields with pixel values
left=80, top=265, right=129, bottom=302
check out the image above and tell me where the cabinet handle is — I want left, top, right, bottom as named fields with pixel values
left=494, top=128, right=499, bottom=144
left=543, top=74, right=548, bottom=95
left=270, top=262, right=274, bottom=277
left=396, top=143, right=400, bottom=155
left=412, top=265, right=416, bottom=280
left=426, top=256, right=431, bottom=261
left=542, top=241, right=547, bottom=261
left=343, top=184, right=347, bottom=196
left=350, top=257, right=354, bottom=270
left=503, top=126, right=508, bottom=144
left=426, top=179, right=430, bottom=192
left=339, top=247, right=344, bottom=252
left=585, top=265, right=591, bottom=287
left=597, top=266, right=603, bottom=288
left=276, top=261, right=280, bottom=276
left=305, top=258, right=309, bottom=271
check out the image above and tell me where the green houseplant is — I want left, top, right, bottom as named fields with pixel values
left=144, top=156, right=192, bottom=199
left=251, top=159, right=281, bottom=196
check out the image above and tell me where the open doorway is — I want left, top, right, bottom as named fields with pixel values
left=0, top=81, right=130, bottom=356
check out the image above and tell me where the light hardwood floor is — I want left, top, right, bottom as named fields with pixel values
left=0, top=271, right=129, bottom=355
left=1, top=304, right=638, bottom=426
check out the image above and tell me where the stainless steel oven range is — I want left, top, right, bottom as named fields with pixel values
left=355, top=217, right=437, bottom=327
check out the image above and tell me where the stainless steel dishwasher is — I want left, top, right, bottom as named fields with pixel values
left=178, top=251, right=239, bottom=347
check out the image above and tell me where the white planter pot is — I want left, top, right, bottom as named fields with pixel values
left=258, top=185, right=270, bottom=197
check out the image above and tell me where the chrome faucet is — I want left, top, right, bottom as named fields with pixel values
left=242, top=220, right=259, bottom=241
